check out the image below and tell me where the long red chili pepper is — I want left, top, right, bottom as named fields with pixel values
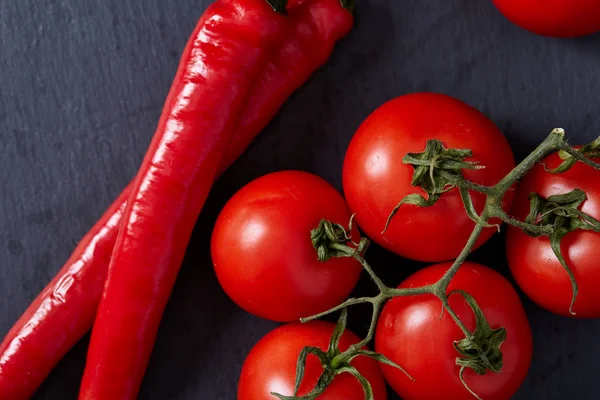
left=0, top=1, right=353, bottom=398
left=76, top=0, right=290, bottom=398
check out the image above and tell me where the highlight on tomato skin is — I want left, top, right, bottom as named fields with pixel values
left=342, top=92, right=516, bottom=263
left=374, top=262, right=533, bottom=400
left=211, top=170, right=362, bottom=322
left=506, top=151, right=600, bottom=318
left=238, top=321, right=388, bottom=400
left=492, top=0, right=600, bottom=38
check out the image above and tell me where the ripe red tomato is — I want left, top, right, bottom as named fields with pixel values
left=238, top=321, right=388, bottom=400
left=375, top=262, right=532, bottom=400
left=211, top=171, right=361, bottom=322
left=493, top=0, right=600, bottom=37
left=506, top=152, right=600, bottom=317
left=342, top=93, right=515, bottom=262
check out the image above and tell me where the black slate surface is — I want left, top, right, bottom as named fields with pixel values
left=1, top=1, right=600, bottom=399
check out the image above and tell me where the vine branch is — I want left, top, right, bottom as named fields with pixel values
left=276, top=128, right=600, bottom=400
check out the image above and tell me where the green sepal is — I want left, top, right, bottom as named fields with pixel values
left=448, top=290, right=506, bottom=399
left=292, top=347, right=328, bottom=395
left=311, top=217, right=369, bottom=262
left=337, top=366, right=373, bottom=400
left=383, top=193, right=439, bottom=232
left=348, top=349, right=414, bottom=381
left=522, top=189, right=600, bottom=314
left=384, top=139, right=483, bottom=232
left=403, top=140, right=482, bottom=197
left=450, top=290, right=506, bottom=374
left=271, top=372, right=332, bottom=400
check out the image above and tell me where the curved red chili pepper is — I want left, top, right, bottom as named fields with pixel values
left=77, top=1, right=290, bottom=398
left=0, top=1, right=353, bottom=398
left=0, top=190, right=127, bottom=399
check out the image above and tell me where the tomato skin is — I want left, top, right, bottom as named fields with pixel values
left=211, top=171, right=361, bottom=322
left=342, top=93, right=515, bottom=262
left=493, top=0, right=600, bottom=37
left=238, top=321, right=387, bottom=400
left=506, top=152, right=600, bottom=317
left=375, top=262, right=532, bottom=400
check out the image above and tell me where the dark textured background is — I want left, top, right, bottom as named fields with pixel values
left=1, top=0, right=599, bottom=399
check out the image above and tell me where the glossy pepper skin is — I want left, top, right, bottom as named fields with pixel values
left=0, top=1, right=353, bottom=398
left=77, top=1, right=290, bottom=398
left=0, top=190, right=127, bottom=400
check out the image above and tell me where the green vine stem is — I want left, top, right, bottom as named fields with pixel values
left=275, top=128, right=600, bottom=400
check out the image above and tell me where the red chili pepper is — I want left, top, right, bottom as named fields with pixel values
left=0, top=1, right=353, bottom=398
left=76, top=1, right=290, bottom=398
left=0, top=190, right=126, bottom=399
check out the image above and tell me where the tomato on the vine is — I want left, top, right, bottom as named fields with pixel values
left=211, top=171, right=361, bottom=322
left=375, top=262, right=532, bottom=400
left=493, top=0, right=600, bottom=37
left=506, top=151, right=600, bottom=317
left=238, top=321, right=388, bottom=400
left=343, top=93, right=515, bottom=262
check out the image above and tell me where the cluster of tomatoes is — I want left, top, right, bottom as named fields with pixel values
left=209, top=2, right=600, bottom=398
left=210, top=92, right=600, bottom=400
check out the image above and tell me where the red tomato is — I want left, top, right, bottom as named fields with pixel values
left=506, top=152, right=600, bottom=317
left=342, top=93, right=515, bottom=262
left=493, top=0, right=600, bottom=37
left=238, top=321, right=387, bottom=400
left=211, top=171, right=361, bottom=322
left=375, top=262, right=532, bottom=400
